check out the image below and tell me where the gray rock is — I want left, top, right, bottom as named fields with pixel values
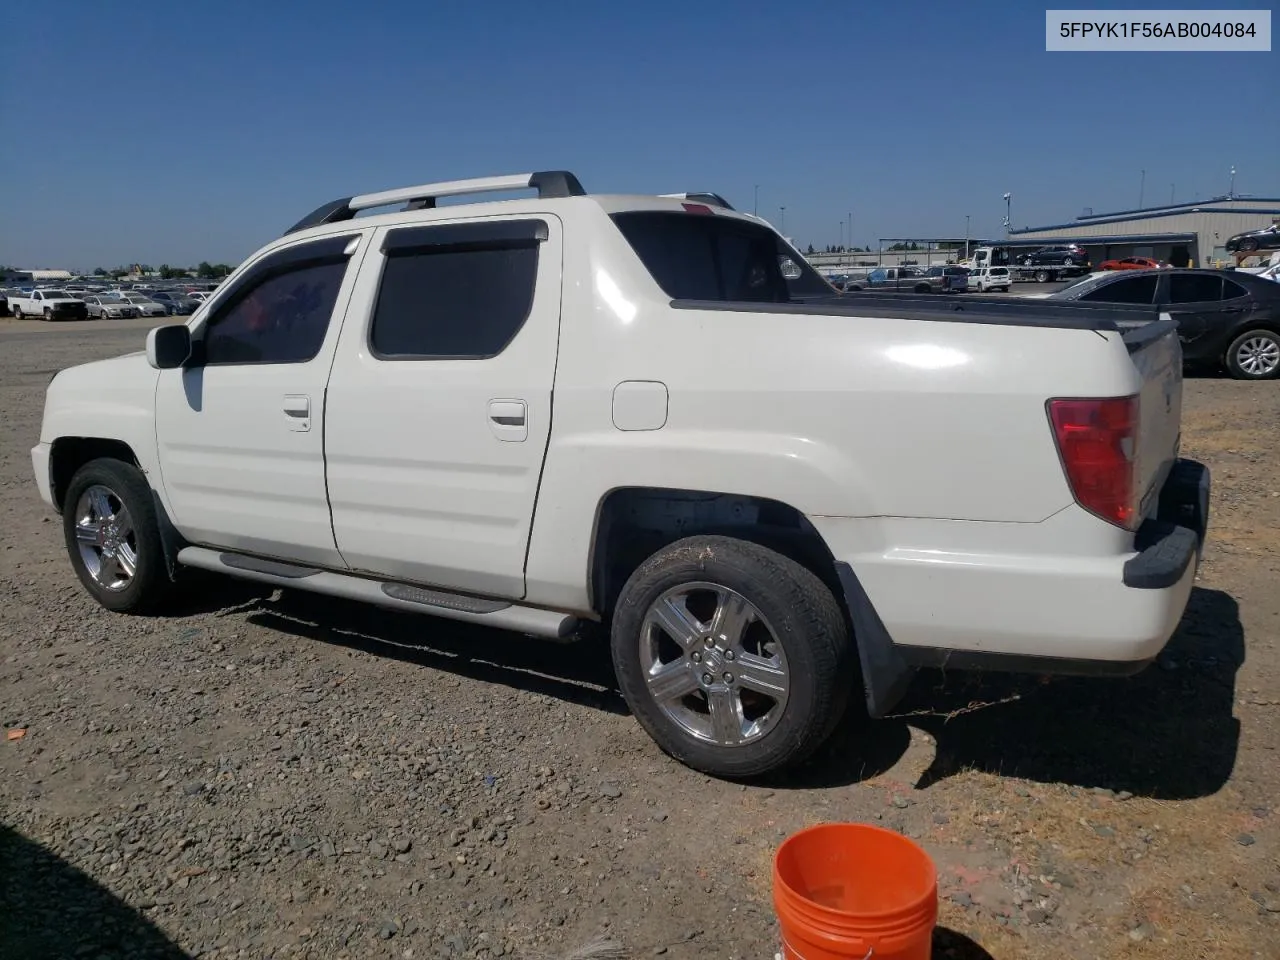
left=950, top=892, right=973, bottom=908
left=182, top=782, right=204, bottom=796
left=393, top=836, right=413, bottom=854
left=1237, top=833, right=1256, bottom=846
left=1093, top=825, right=1115, bottom=838
left=378, top=919, right=399, bottom=939
left=600, top=783, right=622, bottom=799
left=1027, top=908, right=1049, bottom=924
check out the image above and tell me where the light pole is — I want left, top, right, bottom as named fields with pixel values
left=964, top=214, right=970, bottom=261
left=753, top=184, right=759, bottom=216
left=1003, top=192, right=1012, bottom=238
left=847, top=211, right=853, bottom=264
left=1229, top=166, right=1236, bottom=198
left=838, top=220, right=844, bottom=257
left=779, top=206, right=786, bottom=235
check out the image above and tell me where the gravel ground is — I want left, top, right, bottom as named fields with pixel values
left=2, top=316, right=1278, bottom=960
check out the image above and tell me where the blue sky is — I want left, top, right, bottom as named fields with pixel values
left=1, top=0, right=1275, bottom=270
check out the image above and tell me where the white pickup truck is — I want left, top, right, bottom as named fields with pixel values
left=32, top=171, right=1210, bottom=778
left=8, top=288, right=89, bottom=321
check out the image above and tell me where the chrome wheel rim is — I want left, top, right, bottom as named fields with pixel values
left=1236, top=336, right=1280, bottom=377
left=639, top=582, right=789, bottom=747
left=74, top=484, right=137, bottom=592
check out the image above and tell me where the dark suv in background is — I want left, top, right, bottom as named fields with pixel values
left=1021, top=244, right=1090, bottom=268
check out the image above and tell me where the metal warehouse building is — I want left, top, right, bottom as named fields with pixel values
left=1009, top=196, right=1280, bottom=268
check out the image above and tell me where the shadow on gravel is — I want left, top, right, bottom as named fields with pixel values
left=933, top=926, right=997, bottom=959
left=244, top=590, right=629, bottom=715
left=0, top=824, right=190, bottom=960
left=894, top=587, right=1243, bottom=799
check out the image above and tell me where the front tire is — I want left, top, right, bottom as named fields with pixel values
left=1225, top=329, right=1280, bottom=380
left=43, top=308, right=53, bottom=321
left=1035, top=269, right=1050, bottom=282
left=610, top=536, right=853, bottom=779
left=62, top=458, right=172, bottom=613
left=11, top=305, right=21, bottom=319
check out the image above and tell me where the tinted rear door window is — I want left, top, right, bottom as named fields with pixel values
left=611, top=212, right=831, bottom=301
left=1168, top=274, right=1222, bottom=303
left=371, top=244, right=539, bottom=359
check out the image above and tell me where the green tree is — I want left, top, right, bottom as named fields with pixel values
left=109, top=268, right=127, bottom=279
left=92, top=267, right=108, bottom=276
left=806, top=244, right=815, bottom=256
left=213, top=264, right=233, bottom=277
left=196, top=261, right=216, bottom=279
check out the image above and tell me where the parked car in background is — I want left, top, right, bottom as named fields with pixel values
left=7, top=289, right=89, bottom=321
left=1098, top=257, right=1169, bottom=271
left=150, top=291, right=200, bottom=315
left=110, top=293, right=167, bottom=318
left=1020, top=244, right=1090, bottom=269
left=1225, top=223, right=1280, bottom=255
left=846, top=266, right=932, bottom=292
left=82, top=295, right=139, bottom=320
left=966, top=266, right=1012, bottom=292
left=1046, top=268, right=1280, bottom=379
left=924, top=265, right=969, bottom=293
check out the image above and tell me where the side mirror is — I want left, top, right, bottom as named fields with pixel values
left=146, top=324, right=192, bottom=369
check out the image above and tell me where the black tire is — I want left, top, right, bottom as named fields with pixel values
left=11, top=305, right=21, bottom=319
left=1063, top=257, right=1075, bottom=267
left=1035, top=269, right=1050, bottom=283
left=610, top=535, right=854, bottom=779
left=1224, top=328, right=1280, bottom=380
left=62, top=458, right=172, bottom=613
left=43, top=308, right=53, bottom=321
left=1238, top=238, right=1258, bottom=253
left=914, top=283, right=931, bottom=293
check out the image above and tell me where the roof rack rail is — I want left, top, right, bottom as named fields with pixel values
left=284, top=170, right=586, bottom=235
left=659, top=192, right=735, bottom=210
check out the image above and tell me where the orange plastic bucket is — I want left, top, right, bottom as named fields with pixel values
left=773, top=823, right=937, bottom=960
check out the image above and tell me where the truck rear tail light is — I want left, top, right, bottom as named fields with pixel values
left=1048, top=396, right=1139, bottom=530
left=680, top=203, right=714, bottom=215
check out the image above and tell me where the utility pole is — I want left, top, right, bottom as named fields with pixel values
left=753, top=184, right=759, bottom=216
left=779, top=206, right=786, bottom=235
left=964, top=214, right=970, bottom=260
left=838, top=220, right=844, bottom=257
left=847, top=212, right=853, bottom=265
left=1139, top=168, right=1145, bottom=208
left=1003, top=192, right=1012, bottom=238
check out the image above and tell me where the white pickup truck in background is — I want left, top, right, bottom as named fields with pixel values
left=8, top=288, right=89, bottom=321
left=31, top=171, right=1210, bottom=778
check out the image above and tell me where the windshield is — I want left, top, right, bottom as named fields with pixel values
left=610, top=211, right=832, bottom=302
left=43, top=290, right=70, bottom=298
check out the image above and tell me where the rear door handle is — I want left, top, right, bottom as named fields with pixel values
left=283, top=394, right=311, bottom=432
left=488, top=399, right=527, bottom=442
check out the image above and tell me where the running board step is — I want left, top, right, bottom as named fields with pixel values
left=176, top=546, right=578, bottom=639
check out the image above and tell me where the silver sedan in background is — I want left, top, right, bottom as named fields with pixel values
left=82, top=296, right=139, bottom=320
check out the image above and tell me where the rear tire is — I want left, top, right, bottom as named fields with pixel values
left=1238, top=238, right=1258, bottom=253
left=1035, top=269, right=1050, bottom=283
left=610, top=535, right=854, bottom=779
left=62, top=458, right=173, bottom=613
left=1225, top=329, right=1280, bottom=380
left=12, top=305, right=21, bottom=319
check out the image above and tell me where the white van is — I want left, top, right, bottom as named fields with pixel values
left=967, top=266, right=1011, bottom=292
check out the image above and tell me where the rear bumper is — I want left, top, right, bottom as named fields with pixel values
left=818, top=458, right=1211, bottom=716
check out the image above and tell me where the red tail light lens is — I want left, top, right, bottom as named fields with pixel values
left=1048, top=396, right=1139, bottom=529
left=680, top=203, right=714, bottom=215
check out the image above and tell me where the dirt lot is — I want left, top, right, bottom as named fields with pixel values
left=2, top=316, right=1277, bottom=960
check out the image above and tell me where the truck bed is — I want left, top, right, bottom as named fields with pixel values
left=671, top=292, right=1166, bottom=336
